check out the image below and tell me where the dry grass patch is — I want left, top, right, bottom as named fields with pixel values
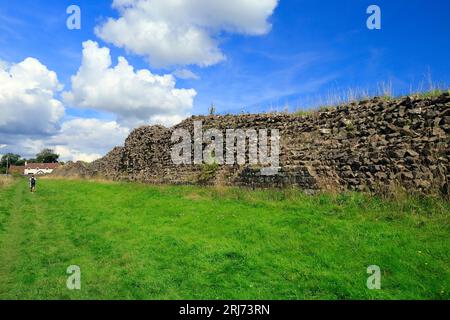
left=0, top=175, right=13, bottom=188
left=184, top=192, right=205, bottom=201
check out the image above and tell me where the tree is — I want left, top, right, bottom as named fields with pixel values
left=1, top=153, right=21, bottom=168
left=36, top=149, right=59, bottom=163
left=209, top=102, right=216, bottom=115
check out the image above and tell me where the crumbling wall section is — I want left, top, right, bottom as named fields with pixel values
left=54, top=93, right=450, bottom=195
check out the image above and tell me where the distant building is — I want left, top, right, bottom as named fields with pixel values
left=24, top=162, right=60, bottom=175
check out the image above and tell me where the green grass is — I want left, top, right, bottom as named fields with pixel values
left=0, top=178, right=449, bottom=300
left=413, top=89, right=450, bottom=98
left=293, top=89, right=449, bottom=116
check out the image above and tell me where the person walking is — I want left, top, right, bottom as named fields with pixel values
left=29, top=175, right=36, bottom=193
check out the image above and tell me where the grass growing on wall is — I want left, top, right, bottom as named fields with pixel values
left=293, top=88, right=450, bottom=116
left=0, top=178, right=448, bottom=299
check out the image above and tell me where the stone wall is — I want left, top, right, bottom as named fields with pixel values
left=54, top=93, right=450, bottom=195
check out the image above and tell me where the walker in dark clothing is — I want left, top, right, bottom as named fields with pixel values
left=30, top=176, right=36, bottom=192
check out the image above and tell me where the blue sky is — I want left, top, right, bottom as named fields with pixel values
left=1, top=0, right=449, bottom=160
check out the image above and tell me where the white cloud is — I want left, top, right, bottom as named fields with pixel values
left=0, top=60, right=9, bottom=70
left=0, top=118, right=130, bottom=162
left=63, top=41, right=197, bottom=128
left=55, top=146, right=103, bottom=163
left=0, top=54, right=133, bottom=162
left=95, top=0, right=279, bottom=67
left=173, top=69, right=200, bottom=80
left=49, top=118, right=130, bottom=162
left=0, top=57, right=64, bottom=135
left=147, top=114, right=187, bottom=127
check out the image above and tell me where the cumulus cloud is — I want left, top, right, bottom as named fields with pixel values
left=49, top=118, right=130, bottom=162
left=0, top=118, right=130, bottom=162
left=0, top=57, right=64, bottom=135
left=0, top=53, right=134, bottom=162
left=95, top=0, right=279, bottom=67
left=63, top=41, right=197, bottom=128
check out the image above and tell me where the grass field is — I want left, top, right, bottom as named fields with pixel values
left=0, top=177, right=449, bottom=300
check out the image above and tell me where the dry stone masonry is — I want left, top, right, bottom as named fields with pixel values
left=54, top=93, right=450, bottom=195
